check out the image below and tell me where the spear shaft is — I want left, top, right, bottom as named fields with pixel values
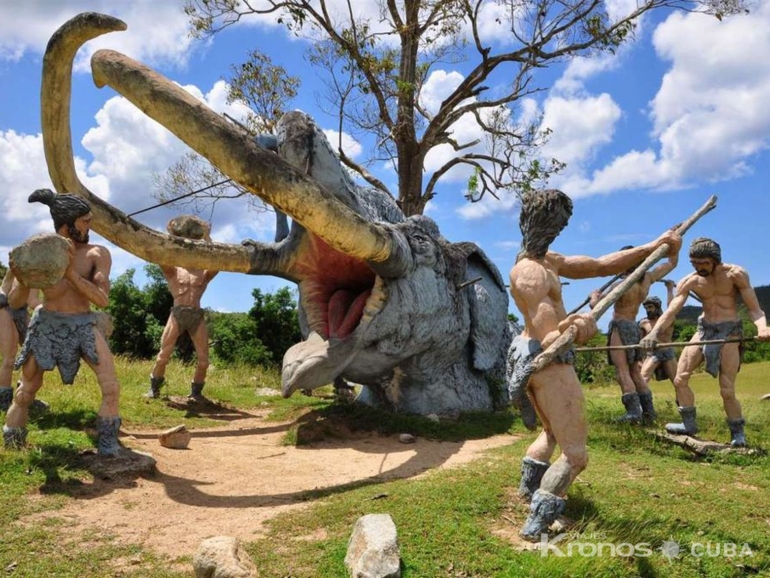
left=530, top=195, right=718, bottom=373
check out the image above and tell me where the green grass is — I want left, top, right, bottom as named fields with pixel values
left=1, top=358, right=770, bottom=576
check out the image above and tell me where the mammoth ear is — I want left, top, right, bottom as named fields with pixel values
left=462, top=247, right=509, bottom=371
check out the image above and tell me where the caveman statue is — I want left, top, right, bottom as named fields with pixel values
left=145, top=216, right=218, bottom=401
left=3, top=189, right=125, bottom=456
left=642, top=237, right=770, bottom=446
left=0, top=270, right=42, bottom=411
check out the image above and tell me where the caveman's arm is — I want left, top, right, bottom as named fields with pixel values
left=6, top=276, right=30, bottom=310
left=66, top=246, right=111, bottom=309
left=641, top=277, right=693, bottom=344
left=557, top=230, right=681, bottom=280
left=644, top=236, right=681, bottom=286
left=732, top=266, right=770, bottom=338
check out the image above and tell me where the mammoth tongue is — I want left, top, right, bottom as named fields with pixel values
left=328, top=289, right=371, bottom=339
left=281, top=332, right=358, bottom=397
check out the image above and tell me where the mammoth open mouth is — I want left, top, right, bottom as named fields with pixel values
left=297, top=233, right=382, bottom=340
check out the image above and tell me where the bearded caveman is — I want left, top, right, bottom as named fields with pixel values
left=642, top=237, right=770, bottom=447
left=3, top=189, right=124, bottom=456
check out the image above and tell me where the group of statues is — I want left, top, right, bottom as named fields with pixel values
left=509, top=189, right=770, bottom=540
left=3, top=9, right=768, bottom=547
left=0, top=190, right=217, bottom=456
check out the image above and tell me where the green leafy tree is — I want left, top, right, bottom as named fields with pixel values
left=248, top=287, right=302, bottom=365
left=185, top=0, right=747, bottom=216
left=209, top=312, right=271, bottom=366
left=107, top=268, right=164, bottom=358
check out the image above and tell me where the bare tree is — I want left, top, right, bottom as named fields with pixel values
left=184, top=0, right=748, bottom=217
left=153, top=49, right=300, bottom=215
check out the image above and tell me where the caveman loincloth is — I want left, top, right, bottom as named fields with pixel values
left=507, top=335, right=575, bottom=431
left=0, top=293, right=30, bottom=342
left=171, top=306, right=205, bottom=335
left=15, top=309, right=98, bottom=385
left=648, top=347, right=675, bottom=381
left=696, top=317, right=743, bottom=377
left=607, top=319, right=643, bottom=366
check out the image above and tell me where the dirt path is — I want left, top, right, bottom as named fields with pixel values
left=21, top=405, right=517, bottom=561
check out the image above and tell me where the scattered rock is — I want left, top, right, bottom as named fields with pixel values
left=426, top=414, right=440, bottom=423
left=9, top=233, right=70, bottom=288
left=159, top=425, right=192, bottom=449
left=345, top=514, right=401, bottom=578
left=83, top=448, right=156, bottom=479
left=398, top=433, right=415, bottom=444
left=193, top=536, right=257, bottom=578
left=255, top=388, right=281, bottom=397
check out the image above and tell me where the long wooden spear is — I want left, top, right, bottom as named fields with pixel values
left=567, top=273, right=623, bottom=316
left=574, top=336, right=753, bottom=353
left=529, top=194, right=718, bottom=373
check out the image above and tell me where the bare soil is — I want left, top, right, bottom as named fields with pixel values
left=20, top=402, right=517, bottom=562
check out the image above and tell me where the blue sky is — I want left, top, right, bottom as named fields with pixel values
left=1, top=0, right=770, bottom=328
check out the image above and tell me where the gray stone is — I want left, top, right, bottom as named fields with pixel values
left=345, top=514, right=401, bottom=578
left=9, top=233, right=70, bottom=289
left=193, top=536, right=257, bottom=578
left=398, top=433, right=415, bottom=444
left=159, top=425, right=192, bottom=449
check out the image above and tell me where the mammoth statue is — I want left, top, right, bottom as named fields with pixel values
left=40, top=13, right=510, bottom=415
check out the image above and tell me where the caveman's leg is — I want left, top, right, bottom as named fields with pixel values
left=671, top=336, right=703, bottom=408
left=190, top=321, right=210, bottom=385
left=87, top=332, right=120, bottom=418
left=0, top=311, right=19, bottom=409
left=84, top=332, right=124, bottom=456
left=609, top=330, right=636, bottom=395
left=665, top=339, right=703, bottom=435
left=528, top=365, right=588, bottom=497
left=640, top=356, right=658, bottom=384
left=151, top=315, right=181, bottom=380
left=4, top=357, right=44, bottom=447
left=520, top=365, right=587, bottom=539
left=718, top=343, right=742, bottom=419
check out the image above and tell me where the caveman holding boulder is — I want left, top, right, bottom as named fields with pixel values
left=145, top=215, right=218, bottom=402
left=3, top=189, right=124, bottom=455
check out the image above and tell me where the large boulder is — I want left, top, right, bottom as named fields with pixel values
left=9, top=233, right=70, bottom=289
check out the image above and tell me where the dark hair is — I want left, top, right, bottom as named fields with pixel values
left=689, top=237, right=721, bottom=264
left=518, top=189, right=573, bottom=259
left=643, top=296, right=662, bottom=308
left=29, top=188, right=91, bottom=231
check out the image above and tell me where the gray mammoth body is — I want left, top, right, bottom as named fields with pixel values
left=41, top=12, right=510, bottom=415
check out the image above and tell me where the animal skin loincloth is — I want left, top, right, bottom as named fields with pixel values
left=696, top=317, right=743, bottom=377
left=0, top=293, right=30, bottom=342
left=171, top=306, right=205, bottom=335
left=507, top=335, right=575, bottom=431
left=607, top=319, right=643, bottom=366
left=15, top=309, right=98, bottom=384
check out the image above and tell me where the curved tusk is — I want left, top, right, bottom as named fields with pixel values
left=41, top=12, right=255, bottom=272
left=90, top=47, right=406, bottom=270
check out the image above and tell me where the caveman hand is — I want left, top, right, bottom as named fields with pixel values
left=756, top=328, right=770, bottom=342
left=558, top=313, right=597, bottom=345
left=655, top=229, right=682, bottom=254
left=640, top=333, right=658, bottom=352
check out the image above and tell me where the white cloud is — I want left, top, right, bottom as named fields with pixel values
left=0, top=1, right=198, bottom=71
left=541, top=94, right=621, bottom=167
